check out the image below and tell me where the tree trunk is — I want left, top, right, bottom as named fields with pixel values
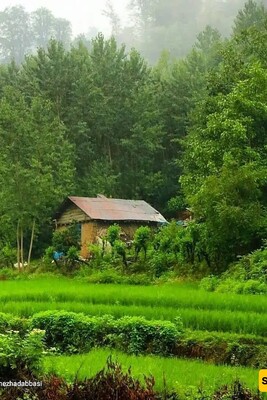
left=27, top=219, right=35, bottom=267
left=20, top=225, right=24, bottom=270
left=16, top=221, right=20, bottom=271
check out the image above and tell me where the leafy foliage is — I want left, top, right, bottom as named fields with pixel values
left=30, top=311, right=182, bottom=356
left=0, top=330, right=44, bottom=379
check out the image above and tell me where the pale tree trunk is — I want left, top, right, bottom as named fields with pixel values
left=16, top=221, right=20, bottom=271
left=27, top=219, right=35, bottom=267
left=20, top=225, right=24, bottom=270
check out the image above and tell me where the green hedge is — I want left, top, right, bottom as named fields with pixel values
left=175, top=330, right=267, bottom=368
left=108, top=316, right=181, bottom=355
left=30, top=311, right=113, bottom=353
left=1, top=310, right=266, bottom=368
left=30, top=311, right=183, bottom=355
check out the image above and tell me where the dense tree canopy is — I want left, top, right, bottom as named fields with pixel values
left=0, top=1, right=266, bottom=271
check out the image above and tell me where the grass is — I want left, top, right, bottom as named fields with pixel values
left=1, top=277, right=267, bottom=336
left=1, top=276, right=264, bottom=396
left=43, top=348, right=259, bottom=395
left=1, top=299, right=267, bottom=336
left=0, top=278, right=267, bottom=313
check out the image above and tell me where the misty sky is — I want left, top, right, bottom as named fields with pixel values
left=0, top=0, right=129, bottom=36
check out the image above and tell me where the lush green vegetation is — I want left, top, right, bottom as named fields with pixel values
left=0, top=278, right=266, bottom=314
left=0, top=277, right=264, bottom=397
left=1, top=1, right=267, bottom=398
left=1, top=1, right=267, bottom=279
left=43, top=349, right=259, bottom=392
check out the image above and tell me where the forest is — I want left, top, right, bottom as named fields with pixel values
left=1, top=0, right=267, bottom=64
left=1, top=2, right=267, bottom=399
left=0, top=0, right=267, bottom=276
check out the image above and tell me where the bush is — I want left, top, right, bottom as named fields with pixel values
left=203, top=277, right=267, bottom=295
left=30, top=311, right=113, bottom=353
left=175, top=330, right=267, bottom=368
left=52, top=224, right=81, bottom=254
left=109, top=316, right=182, bottom=355
left=213, top=380, right=261, bottom=400
left=68, top=358, right=158, bottom=400
left=199, top=276, right=219, bottom=292
left=0, top=244, right=16, bottom=268
left=107, top=224, right=121, bottom=247
left=0, top=267, right=19, bottom=280
left=85, top=269, right=125, bottom=284
left=0, top=312, right=28, bottom=334
left=134, top=226, right=152, bottom=260
left=0, top=330, right=44, bottom=379
left=30, top=311, right=182, bottom=356
left=242, top=279, right=267, bottom=295
left=149, top=252, right=176, bottom=277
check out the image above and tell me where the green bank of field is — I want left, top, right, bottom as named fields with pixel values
left=0, top=277, right=265, bottom=396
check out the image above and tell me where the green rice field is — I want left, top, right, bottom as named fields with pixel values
left=44, top=349, right=258, bottom=393
left=1, top=277, right=265, bottom=395
left=0, top=278, right=266, bottom=335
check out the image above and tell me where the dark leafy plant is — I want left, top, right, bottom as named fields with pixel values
left=134, top=226, right=151, bottom=261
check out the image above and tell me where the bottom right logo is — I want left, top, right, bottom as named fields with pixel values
left=259, top=370, right=267, bottom=392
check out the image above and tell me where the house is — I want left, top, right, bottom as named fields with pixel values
left=54, top=195, right=167, bottom=258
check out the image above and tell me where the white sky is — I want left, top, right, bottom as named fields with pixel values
left=0, top=0, right=129, bottom=36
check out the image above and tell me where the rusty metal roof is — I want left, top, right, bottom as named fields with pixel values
left=66, top=196, right=167, bottom=223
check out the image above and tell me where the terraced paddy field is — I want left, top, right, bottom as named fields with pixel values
left=1, top=278, right=267, bottom=335
left=44, top=349, right=259, bottom=393
left=0, top=277, right=265, bottom=396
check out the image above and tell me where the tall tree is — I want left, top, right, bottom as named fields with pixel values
left=31, top=7, right=55, bottom=49
left=103, top=1, right=121, bottom=37
left=0, top=87, right=74, bottom=266
left=0, top=6, right=32, bottom=64
left=53, top=18, right=72, bottom=48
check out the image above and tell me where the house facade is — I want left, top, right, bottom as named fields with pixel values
left=54, top=196, right=167, bottom=258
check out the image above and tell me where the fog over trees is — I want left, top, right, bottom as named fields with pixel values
left=0, top=0, right=266, bottom=64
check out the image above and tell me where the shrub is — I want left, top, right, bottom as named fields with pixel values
left=52, top=224, right=81, bottom=254
left=107, top=224, right=121, bottom=247
left=148, top=252, right=176, bottom=277
left=0, top=330, right=44, bottom=379
left=242, top=279, right=267, bottom=295
left=205, top=278, right=267, bottom=295
left=175, top=330, right=267, bottom=368
left=199, top=276, right=219, bottom=292
left=0, top=267, right=19, bottom=280
left=0, top=359, right=160, bottom=400
left=0, top=244, right=16, bottom=268
left=134, top=226, right=151, bottom=260
left=213, top=380, right=261, bottom=400
left=68, top=358, right=158, bottom=400
left=85, top=269, right=125, bottom=284
left=30, top=311, right=114, bottom=353
left=113, top=240, right=127, bottom=268
left=109, top=316, right=183, bottom=356
left=0, top=312, right=28, bottom=334
left=30, top=311, right=182, bottom=356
